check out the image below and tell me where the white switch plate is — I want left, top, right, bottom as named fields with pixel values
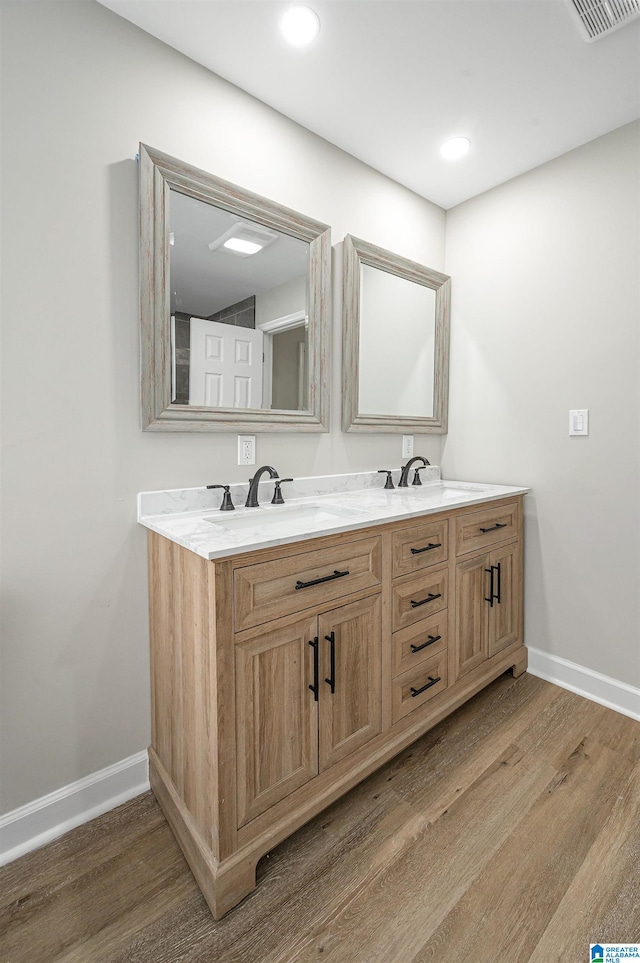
left=569, top=409, right=589, bottom=436
left=238, top=434, right=256, bottom=465
left=402, top=435, right=414, bottom=458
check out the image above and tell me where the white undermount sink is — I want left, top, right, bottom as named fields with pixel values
left=204, top=502, right=369, bottom=537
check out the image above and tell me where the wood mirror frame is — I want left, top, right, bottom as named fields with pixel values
left=139, top=144, right=331, bottom=431
left=341, top=234, right=451, bottom=434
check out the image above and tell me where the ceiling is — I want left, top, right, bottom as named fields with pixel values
left=170, top=190, right=308, bottom=316
left=98, top=0, right=640, bottom=209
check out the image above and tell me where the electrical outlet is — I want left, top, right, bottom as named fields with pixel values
left=238, top=435, right=256, bottom=466
left=402, top=435, right=414, bottom=459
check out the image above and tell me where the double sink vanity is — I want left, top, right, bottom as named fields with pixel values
left=138, top=468, right=528, bottom=917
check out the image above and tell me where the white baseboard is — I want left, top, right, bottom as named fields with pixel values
left=527, top=646, right=640, bottom=722
left=0, top=750, right=149, bottom=867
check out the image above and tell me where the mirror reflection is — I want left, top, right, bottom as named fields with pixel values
left=358, top=264, right=436, bottom=418
left=341, top=234, right=450, bottom=434
left=169, top=189, right=310, bottom=411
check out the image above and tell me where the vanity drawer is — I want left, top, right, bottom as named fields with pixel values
left=391, top=518, right=448, bottom=578
left=392, top=565, right=448, bottom=632
left=454, top=501, right=519, bottom=557
left=391, top=650, right=448, bottom=724
left=392, top=611, right=447, bottom=678
left=234, top=535, right=382, bottom=631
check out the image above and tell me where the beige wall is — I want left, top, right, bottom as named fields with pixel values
left=443, top=120, right=640, bottom=686
left=0, top=1, right=445, bottom=813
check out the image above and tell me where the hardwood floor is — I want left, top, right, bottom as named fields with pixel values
left=2, top=673, right=639, bottom=963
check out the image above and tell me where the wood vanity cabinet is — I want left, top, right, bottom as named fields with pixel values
left=454, top=503, right=522, bottom=679
left=146, top=495, right=526, bottom=919
left=235, top=593, right=382, bottom=826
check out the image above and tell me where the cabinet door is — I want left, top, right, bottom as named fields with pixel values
left=455, top=552, right=490, bottom=679
left=488, top=540, right=521, bottom=657
left=235, top=617, right=318, bottom=827
left=318, top=595, right=382, bottom=773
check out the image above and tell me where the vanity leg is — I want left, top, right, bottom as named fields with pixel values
left=207, top=852, right=260, bottom=919
left=510, top=647, right=528, bottom=678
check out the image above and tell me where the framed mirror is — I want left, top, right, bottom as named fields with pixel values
left=139, top=144, right=330, bottom=431
left=341, top=235, right=451, bottom=433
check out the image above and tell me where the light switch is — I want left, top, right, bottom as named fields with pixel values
left=569, top=409, right=589, bottom=436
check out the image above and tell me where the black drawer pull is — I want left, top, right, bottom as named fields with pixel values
left=410, top=542, right=442, bottom=555
left=308, top=637, right=319, bottom=701
left=410, top=676, right=441, bottom=697
left=295, top=569, right=349, bottom=590
left=410, top=592, right=441, bottom=608
left=479, top=522, right=507, bottom=533
left=410, top=634, right=441, bottom=653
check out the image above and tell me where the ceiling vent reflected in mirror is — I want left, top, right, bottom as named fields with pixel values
left=208, top=220, right=280, bottom=258
left=564, top=0, right=640, bottom=40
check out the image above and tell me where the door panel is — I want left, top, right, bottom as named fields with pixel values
left=236, top=617, right=318, bottom=827
left=488, top=541, right=521, bottom=657
left=455, top=553, right=489, bottom=679
left=318, top=595, right=382, bottom=772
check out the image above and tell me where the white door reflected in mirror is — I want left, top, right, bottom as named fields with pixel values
left=188, top=318, right=264, bottom=408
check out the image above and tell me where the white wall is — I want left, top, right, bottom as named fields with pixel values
left=443, top=120, right=640, bottom=687
left=0, top=0, right=445, bottom=813
left=255, top=275, right=307, bottom=326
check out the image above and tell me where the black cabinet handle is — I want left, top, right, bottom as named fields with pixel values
left=308, top=637, right=319, bottom=701
left=410, top=542, right=442, bottom=555
left=410, top=676, right=441, bottom=697
left=324, top=632, right=336, bottom=694
left=479, top=522, right=507, bottom=533
left=485, top=567, right=495, bottom=607
left=410, top=634, right=441, bottom=653
left=295, top=569, right=349, bottom=590
left=485, top=563, right=502, bottom=606
left=410, top=592, right=441, bottom=609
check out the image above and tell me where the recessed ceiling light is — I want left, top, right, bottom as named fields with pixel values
left=441, top=137, right=471, bottom=160
left=281, top=5, right=320, bottom=46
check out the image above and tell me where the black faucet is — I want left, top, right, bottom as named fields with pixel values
left=245, top=465, right=279, bottom=508
left=398, top=456, right=430, bottom=487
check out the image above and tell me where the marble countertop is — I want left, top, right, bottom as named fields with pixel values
left=138, top=469, right=529, bottom=561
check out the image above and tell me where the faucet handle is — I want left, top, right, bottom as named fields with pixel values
left=377, top=469, right=395, bottom=490
left=271, top=478, right=294, bottom=505
left=412, top=466, right=428, bottom=487
left=206, top=484, right=235, bottom=511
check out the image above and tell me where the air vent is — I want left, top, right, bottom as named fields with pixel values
left=565, top=0, right=640, bottom=41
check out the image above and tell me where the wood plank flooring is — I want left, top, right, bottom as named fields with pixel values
left=1, top=673, right=639, bottom=963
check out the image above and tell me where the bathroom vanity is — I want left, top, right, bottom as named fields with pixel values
left=138, top=472, right=528, bottom=917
